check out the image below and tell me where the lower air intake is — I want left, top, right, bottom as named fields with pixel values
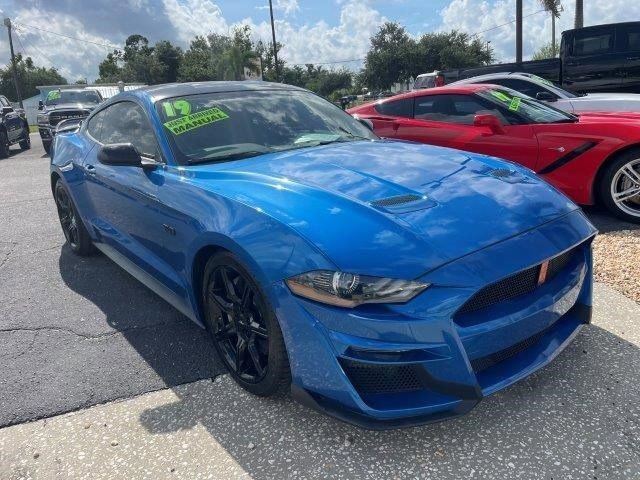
left=338, top=358, right=424, bottom=395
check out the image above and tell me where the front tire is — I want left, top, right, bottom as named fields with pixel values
left=19, top=130, right=31, bottom=150
left=202, top=252, right=291, bottom=396
left=43, top=140, right=52, bottom=155
left=0, top=130, right=9, bottom=159
left=54, top=181, right=94, bottom=255
left=600, top=150, right=640, bottom=223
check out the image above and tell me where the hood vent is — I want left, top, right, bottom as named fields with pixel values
left=489, top=168, right=514, bottom=178
left=370, top=194, right=423, bottom=208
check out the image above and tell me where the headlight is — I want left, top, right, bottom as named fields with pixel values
left=286, top=270, right=429, bottom=308
left=37, top=114, right=49, bottom=124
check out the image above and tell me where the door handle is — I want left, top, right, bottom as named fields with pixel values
left=85, top=165, right=96, bottom=176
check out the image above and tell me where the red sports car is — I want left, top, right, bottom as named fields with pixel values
left=349, top=85, right=640, bottom=222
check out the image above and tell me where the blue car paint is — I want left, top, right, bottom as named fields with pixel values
left=51, top=83, right=597, bottom=428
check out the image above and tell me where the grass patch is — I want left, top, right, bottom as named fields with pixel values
left=29, top=125, right=39, bottom=133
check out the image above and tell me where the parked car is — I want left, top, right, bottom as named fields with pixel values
left=51, top=81, right=596, bottom=428
left=348, top=84, right=640, bottom=222
left=37, top=88, right=103, bottom=154
left=442, top=21, right=640, bottom=94
left=413, top=70, right=445, bottom=90
left=451, top=72, right=640, bottom=114
left=0, top=94, right=30, bottom=157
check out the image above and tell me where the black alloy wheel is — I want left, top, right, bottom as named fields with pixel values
left=54, top=181, right=93, bottom=255
left=203, top=252, right=290, bottom=396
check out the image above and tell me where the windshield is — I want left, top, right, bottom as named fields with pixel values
left=45, top=90, right=102, bottom=106
left=476, top=87, right=577, bottom=124
left=527, top=74, right=578, bottom=99
left=156, top=89, right=378, bottom=164
left=414, top=76, right=435, bottom=89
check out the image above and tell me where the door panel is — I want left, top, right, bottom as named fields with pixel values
left=563, top=27, right=625, bottom=92
left=394, top=119, right=539, bottom=171
left=620, top=24, right=640, bottom=92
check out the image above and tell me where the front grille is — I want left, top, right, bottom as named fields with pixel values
left=456, top=247, right=577, bottom=316
left=338, top=358, right=424, bottom=395
left=370, top=194, right=422, bottom=208
left=470, top=323, right=552, bottom=373
left=49, top=110, right=88, bottom=126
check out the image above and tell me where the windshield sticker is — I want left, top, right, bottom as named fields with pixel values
left=508, top=97, right=522, bottom=111
left=47, top=90, right=61, bottom=101
left=490, top=91, right=511, bottom=103
left=163, top=107, right=229, bottom=135
left=532, top=75, right=554, bottom=86
left=162, top=99, right=192, bottom=118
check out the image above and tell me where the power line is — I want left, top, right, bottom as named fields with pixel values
left=11, top=20, right=121, bottom=50
left=472, top=9, right=545, bottom=36
left=14, top=29, right=59, bottom=69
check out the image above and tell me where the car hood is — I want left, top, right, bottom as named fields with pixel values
left=571, top=93, right=640, bottom=112
left=188, top=141, right=580, bottom=278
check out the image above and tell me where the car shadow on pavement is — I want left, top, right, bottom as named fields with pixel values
left=584, top=206, right=640, bottom=233
left=135, top=319, right=640, bottom=478
left=57, top=244, right=226, bottom=392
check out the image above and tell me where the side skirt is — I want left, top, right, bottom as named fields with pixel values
left=94, top=242, right=203, bottom=327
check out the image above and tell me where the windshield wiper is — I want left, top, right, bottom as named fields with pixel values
left=337, top=126, right=372, bottom=141
left=188, top=150, right=268, bottom=165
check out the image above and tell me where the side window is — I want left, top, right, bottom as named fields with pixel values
left=414, top=94, right=499, bottom=125
left=374, top=98, right=413, bottom=117
left=86, top=109, right=106, bottom=142
left=488, top=78, right=554, bottom=99
left=622, top=26, right=640, bottom=51
left=100, top=102, right=158, bottom=158
left=572, top=31, right=613, bottom=56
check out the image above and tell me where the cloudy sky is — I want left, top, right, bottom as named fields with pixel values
left=0, top=0, right=638, bottom=82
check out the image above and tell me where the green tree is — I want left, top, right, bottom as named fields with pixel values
left=0, top=54, right=67, bottom=101
left=177, top=36, right=216, bottom=82
left=361, top=22, right=414, bottom=90
left=532, top=42, right=561, bottom=60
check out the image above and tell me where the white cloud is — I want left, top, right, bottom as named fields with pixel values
left=161, top=0, right=230, bottom=43
left=256, top=0, right=300, bottom=16
left=439, top=0, right=640, bottom=62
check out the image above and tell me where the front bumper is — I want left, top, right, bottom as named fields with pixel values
left=271, top=210, right=596, bottom=429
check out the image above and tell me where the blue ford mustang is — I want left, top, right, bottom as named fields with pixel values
left=51, top=81, right=597, bottom=428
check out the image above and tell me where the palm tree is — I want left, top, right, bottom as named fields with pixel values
left=539, top=0, right=562, bottom=57
left=574, top=0, right=583, bottom=29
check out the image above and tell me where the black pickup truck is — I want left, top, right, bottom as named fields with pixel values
left=442, top=21, right=640, bottom=94
left=0, top=94, right=30, bottom=158
left=37, top=88, right=103, bottom=154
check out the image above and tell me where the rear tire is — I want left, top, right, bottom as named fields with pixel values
left=599, top=150, right=640, bottom=223
left=202, top=251, right=291, bottom=397
left=0, top=130, right=9, bottom=159
left=54, top=180, right=94, bottom=255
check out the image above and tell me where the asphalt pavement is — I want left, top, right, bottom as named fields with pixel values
left=0, top=134, right=639, bottom=479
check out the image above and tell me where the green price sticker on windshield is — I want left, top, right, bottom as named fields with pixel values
left=508, top=97, right=522, bottom=111
left=162, top=99, right=192, bottom=117
left=163, top=107, right=229, bottom=135
left=47, top=90, right=61, bottom=100
left=490, top=91, right=511, bottom=103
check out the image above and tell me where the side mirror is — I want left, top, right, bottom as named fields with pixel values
left=98, top=143, right=143, bottom=167
left=473, top=114, right=505, bottom=134
left=354, top=116, right=374, bottom=131
left=38, top=100, right=44, bottom=110
left=2, top=106, right=13, bottom=115
left=536, top=91, right=556, bottom=102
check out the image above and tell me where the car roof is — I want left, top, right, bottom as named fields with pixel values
left=452, top=72, right=534, bottom=84
left=387, top=84, right=492, bottom=100
left=133, top=81, right=308, bottom=102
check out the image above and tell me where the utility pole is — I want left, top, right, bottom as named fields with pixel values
left=515, top=0, right=522, bottom=64
left=268, top=0, right=280, bottom=82
left=4, top=18, right=23, bottom=108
